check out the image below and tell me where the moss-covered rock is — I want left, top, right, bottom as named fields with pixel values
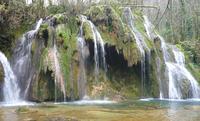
left=29, top=5, right=164, bottom=101
left=0, top=62, right=4, bottom=82
left=85, top=5, right=141, bottom=66
left=0, top=62, right=4, bottom=101
left=29, top=14, right=81, bottom=101
left=53, top=13, right=68, bottom=25
left=82, top=22, right=93, bottom=41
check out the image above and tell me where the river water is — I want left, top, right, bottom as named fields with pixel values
left=0, top=99, right=200, bottom=121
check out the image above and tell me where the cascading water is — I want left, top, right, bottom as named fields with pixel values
left=0, top=52, right=20, bottom=103
left=143, top=15, right=200, bottom=99
left=88, top=20, right=107, bottom=81
left=44, top=0, right=49, bottom=7
left=143, top=16, right=198, bottom=99
left=81, top=15, right=107, bottom=82
left=77, top=15, right=88, bottom=99
left=143, top=15, right=156, bottom=40
left=77, top=15, right=107, bottom=99
left=51, top=43, right=66, bottom=102
left=46, top=24, right=66, bottom=102
left=162, top=39, right=200, bottom=99
left=26, top=0, right=59, bottom=6
left=123, top=8, right=151, bottom=96
left=25, top=0, right=32, bottom=5
left=11, top=19, right=43, bottom=99
left=143, top=16, right=166, bottom=99
left=51, top=0, right=59, bottom=5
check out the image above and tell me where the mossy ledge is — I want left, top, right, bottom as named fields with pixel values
left=24, top=5, right=161, bottom=102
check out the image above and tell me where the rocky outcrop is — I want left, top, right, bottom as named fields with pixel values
left=26, top=5, right=161, bottom=101
left=85, top=6, right=141, bottom=66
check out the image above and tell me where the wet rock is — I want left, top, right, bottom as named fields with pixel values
left=180, top=79, right=191, bottom=98
left=0, top=62, right=4, bottom=82
left=0, top=62, right=4, bottom=101
left=154, top=36, right=161, bottom=50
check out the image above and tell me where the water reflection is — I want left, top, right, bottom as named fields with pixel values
left=167, top=101, right=200, bottom=121
left=1, top=109, right=18, bottom=121
left=140, top=98, right=200, bottom=121
left=0, top=100, right=200, bottom=121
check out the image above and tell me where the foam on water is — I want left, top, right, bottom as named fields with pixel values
left=0, top=101, right=35, bottom=107
left=140, top=98, right=200, bottom=102
left=55, top=100, right=115, bottom=105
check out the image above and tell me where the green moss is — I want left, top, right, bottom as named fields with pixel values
left=83, top=22, right=93, bottom=41
left=33, top=70, right=55, bottom=101
left=56, top=24, right=67, bottom=46
left=187, top=63, right=200, bottom=82
left=0, top=63, right=4, bottom=82
left=53, top=13, right=67, bottom=25
left=39, top=48, right=49, bottom=72
left=55, top=18, right=79, bottom=98
left=107, top=67, right=141, bottom=99
left=85, top=5, right=105, bottom=23
left=31, top=5, right=170, bottom=100
left=31, top=40, right=36, bottom=54
left=85, top=5, right=142, bottom=66
left=41, top=23, right=49, bottom=31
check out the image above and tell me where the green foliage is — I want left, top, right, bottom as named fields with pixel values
left=187, top=63, right=200, bottom=82
left=177, top=41, right=200, bottom=81
left=39, top=48, right=49, bottom=73
left=47, top=5, right=66, bottom=14
left=179, top=41, right=200, bottom=65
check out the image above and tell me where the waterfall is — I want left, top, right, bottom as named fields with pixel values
left=45, top=24, right=66, bottom=102
left=77, top=15, right=107, bottom=99
left=25, top=0, right=32, bottom=5
left=51, top=0, right=59, bottom=5
left=143, top=15, right=200, bottom=99
left=162, top=41, right=200, bottom=99
left=87, top=19, right=107, bottom=81
left=51, top=43, right=66, bottom=102
left=81, top=15, right=107, bottom=82
left=143, top=15, right=156, bottom=40
left=25, top=0, right=59, bottom=6
left=155, top=56, right=164, bottom=99
left=123, top=8, right=150, bottom=96
left=0, top=52, right=20, bottom=103
left=77, top=15, right=88, bottom=99
left=44, top=0, right=49, bottom=7
left=11, top=19, right=43, bottom=99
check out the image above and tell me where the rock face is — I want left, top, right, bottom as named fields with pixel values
left=16, top=5, right=162, bottom=102
left=85, top=6, right=141, bottom=66
left=0, top=62, right=4, bottom=101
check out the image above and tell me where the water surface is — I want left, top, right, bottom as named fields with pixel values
left=0, top=99, right=200, bottom=121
